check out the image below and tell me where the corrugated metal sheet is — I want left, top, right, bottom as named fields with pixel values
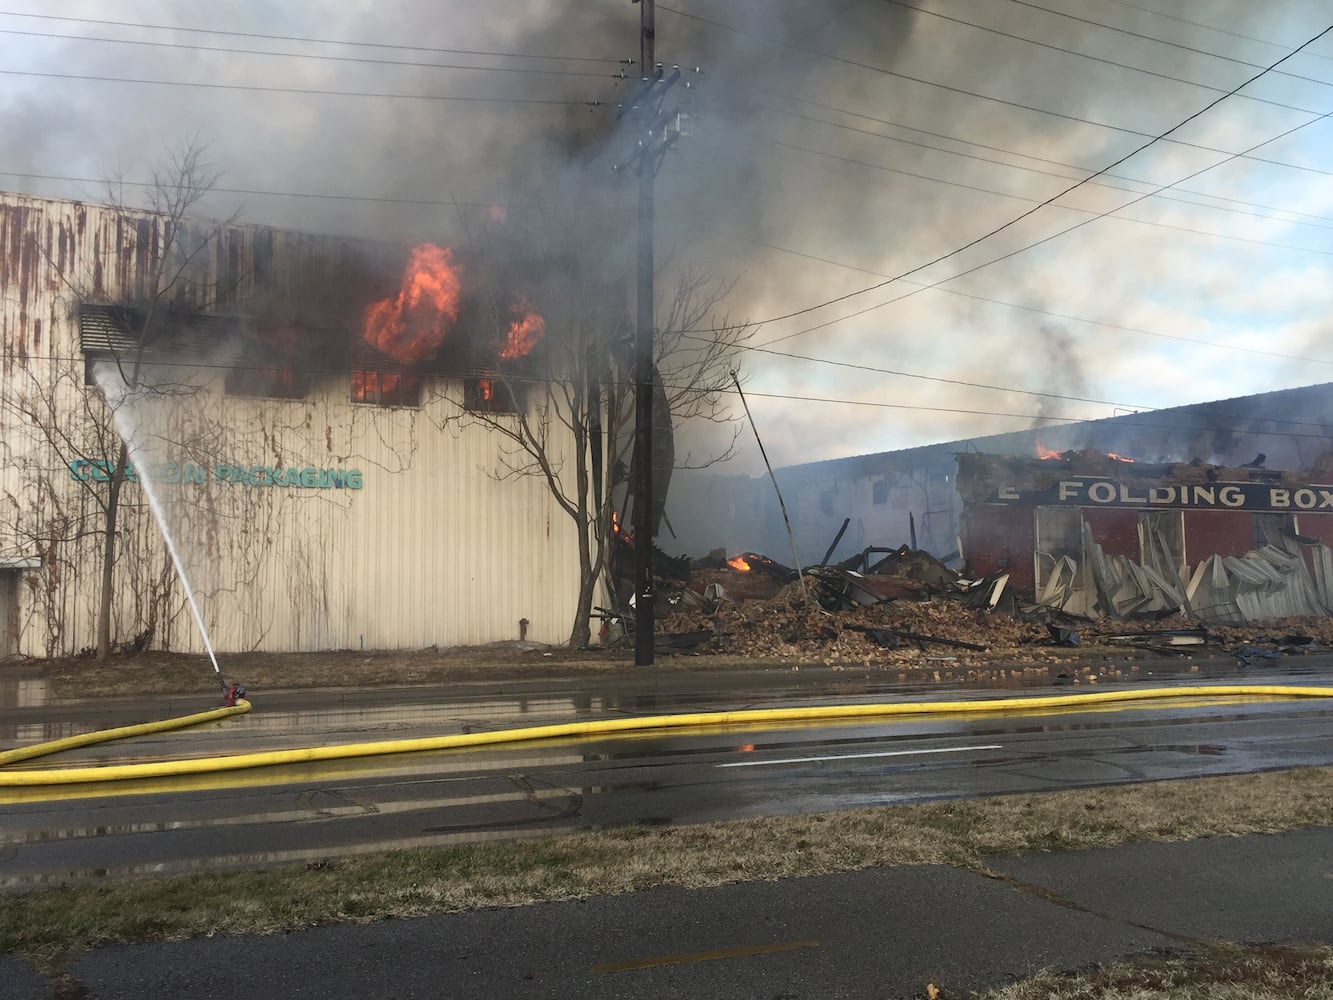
left=1186, top=543, right=1330, bottom=624
left=0, top=191, right=594, bottom=654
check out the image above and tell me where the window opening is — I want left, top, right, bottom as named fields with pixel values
left=464, top=377, right=520, bottom=414
left=227, top=365, right=308, bottom=399
left=352, top=369, right=420, bottom=407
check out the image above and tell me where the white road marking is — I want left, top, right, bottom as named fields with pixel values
left=717, top=744, right=1003, bottom=768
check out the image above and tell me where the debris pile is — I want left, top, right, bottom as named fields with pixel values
left=642, top=543, right=1333, bottom=667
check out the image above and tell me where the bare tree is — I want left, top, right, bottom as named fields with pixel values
left=438, top=206, right=752, bottom=648
left=87, top=141, right=246, bottom=659
left=0, top=140, right=243, bottom=657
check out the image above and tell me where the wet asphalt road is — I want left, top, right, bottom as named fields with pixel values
left=2, top=665, right=1331, bottom=889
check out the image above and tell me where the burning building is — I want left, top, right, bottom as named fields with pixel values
left=669, top=383, right=1333, bottom=622
left=0, top=191, right=603, bottom=657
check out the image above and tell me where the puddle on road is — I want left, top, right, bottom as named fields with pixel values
left=0, top=675, right=48, bottom=707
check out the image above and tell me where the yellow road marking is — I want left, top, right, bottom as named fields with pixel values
left=593, top=939, right=819, bottom=973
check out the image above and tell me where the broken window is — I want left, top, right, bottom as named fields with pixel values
left=352, top=370, right=420, bottom=407
left=1035, top=507, right=1089, bottom=614
left=226, top=365, right=308, bottom=399
left=872, top=480, right=889, bottom=505
left=464, top=377, right=520, bottom=414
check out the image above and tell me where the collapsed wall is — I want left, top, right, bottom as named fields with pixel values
left=957, top=451, right=1333, bottom=623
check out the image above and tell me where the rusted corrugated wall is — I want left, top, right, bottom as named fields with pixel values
left=0, top=191, right=593, bottom=655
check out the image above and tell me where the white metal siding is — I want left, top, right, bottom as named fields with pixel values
left=0, top=192, right=591, bottom=654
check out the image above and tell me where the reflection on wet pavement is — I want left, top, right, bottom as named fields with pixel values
left=1, top=664, right=1330, bottom=891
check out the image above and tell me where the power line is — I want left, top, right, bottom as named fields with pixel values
left=770, top=138, right=1333, bottom=258
left=722, top=389, right=1333, bottom=443
left=10, top=184, right=1318, bottom=416
left=756, top=101, right=1333, bottom=350
left=32, top=352, right=1333, bottom=439
left=0, top=169, right=510, bottom=210
left=705, top=230, right=1333, bottom=368
left=1100, top=0, right=1333, bottom=60
left=1004, top=0, right=1289, bottom=65
left=0, top=27, right=619, bottom=78
left=680, top=20, right=1333, bottom=336
left=660, top=4, right=1331, bottom=146
left=685, top=14, right=1333, bottom=197
left=5, top=180, right=1320, bottom=398
left=40, top=0, right=1322, bottom=110
left=13, top=90, right=1331, bottom=249
left=775, top=97, right=1333, bottom=215
left=13, top=7, right=1328, bottom=187
left=782, top=93, right=1333, bottom=184
left=723, top=342, right=1149, bottom=410
left=0, top=9, right=625, bottom=64
left=0, top=68, right=603, bottom=106
left=880, top=0, right=1332, bottom=107
left=944, top=0, right=1333, bottom=88
left=0, top=171, right=640, bottom=220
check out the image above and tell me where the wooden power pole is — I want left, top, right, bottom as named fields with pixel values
left=619, top=0, right=688, bottom=666
left=633, top=0, right=657, bottom=667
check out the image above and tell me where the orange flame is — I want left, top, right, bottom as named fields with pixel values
left=501, top=300, right=545, bottom=361
left=727, top=555, right=751, bottom=572
left=352, top=370, right=412, bottom=403
left=1036, top=441, right=1133, bottom=462
left=611, top=511, right=633, bottom=542
left=363, top=244, right=462, bottom=363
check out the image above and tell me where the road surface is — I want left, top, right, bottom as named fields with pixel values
left=2, top=672, right=1330, bottom=888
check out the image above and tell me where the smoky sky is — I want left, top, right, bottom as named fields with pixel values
left=4, top=0, right=1333, bottom=473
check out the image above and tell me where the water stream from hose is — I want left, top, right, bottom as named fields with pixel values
left=93, top=364, right=226, bottom=695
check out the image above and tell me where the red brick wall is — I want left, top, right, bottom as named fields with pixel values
left=961, top=505, right=1034, bottom=592
left=1184, top=511, right=1255, bottom=560
left=1082, top=508, right=1141, bottom=559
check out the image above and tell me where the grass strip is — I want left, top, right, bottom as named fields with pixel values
left=973, top=942, right=1333, bottom=999
left=35, top=647, right=1153, bottom=699
left=38, top=650, right=754, bottom=699
left=2, top=767, right=1330, bottom=959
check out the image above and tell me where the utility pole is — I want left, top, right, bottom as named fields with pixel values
left=633, top=0, right=657, bottom=668
left=618, top=0, right=688, bottom=667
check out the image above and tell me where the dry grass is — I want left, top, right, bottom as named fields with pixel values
left=976, top=943, right=1333, bottom=999
left=28, top=643, right=1156, bottom=701
left=2, top=767, right=1330, bottom=959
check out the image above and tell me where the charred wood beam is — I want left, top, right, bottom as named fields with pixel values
left=819, top=518, right=850, bottom=567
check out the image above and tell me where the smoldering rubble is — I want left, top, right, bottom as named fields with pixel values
left=635, top=542, right=1333, bottom=671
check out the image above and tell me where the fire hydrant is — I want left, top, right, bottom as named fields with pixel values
left=224, top=683, right=247, bottom=707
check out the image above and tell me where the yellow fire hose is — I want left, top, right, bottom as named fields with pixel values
left=1, top=684, right=1330, bottom=786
